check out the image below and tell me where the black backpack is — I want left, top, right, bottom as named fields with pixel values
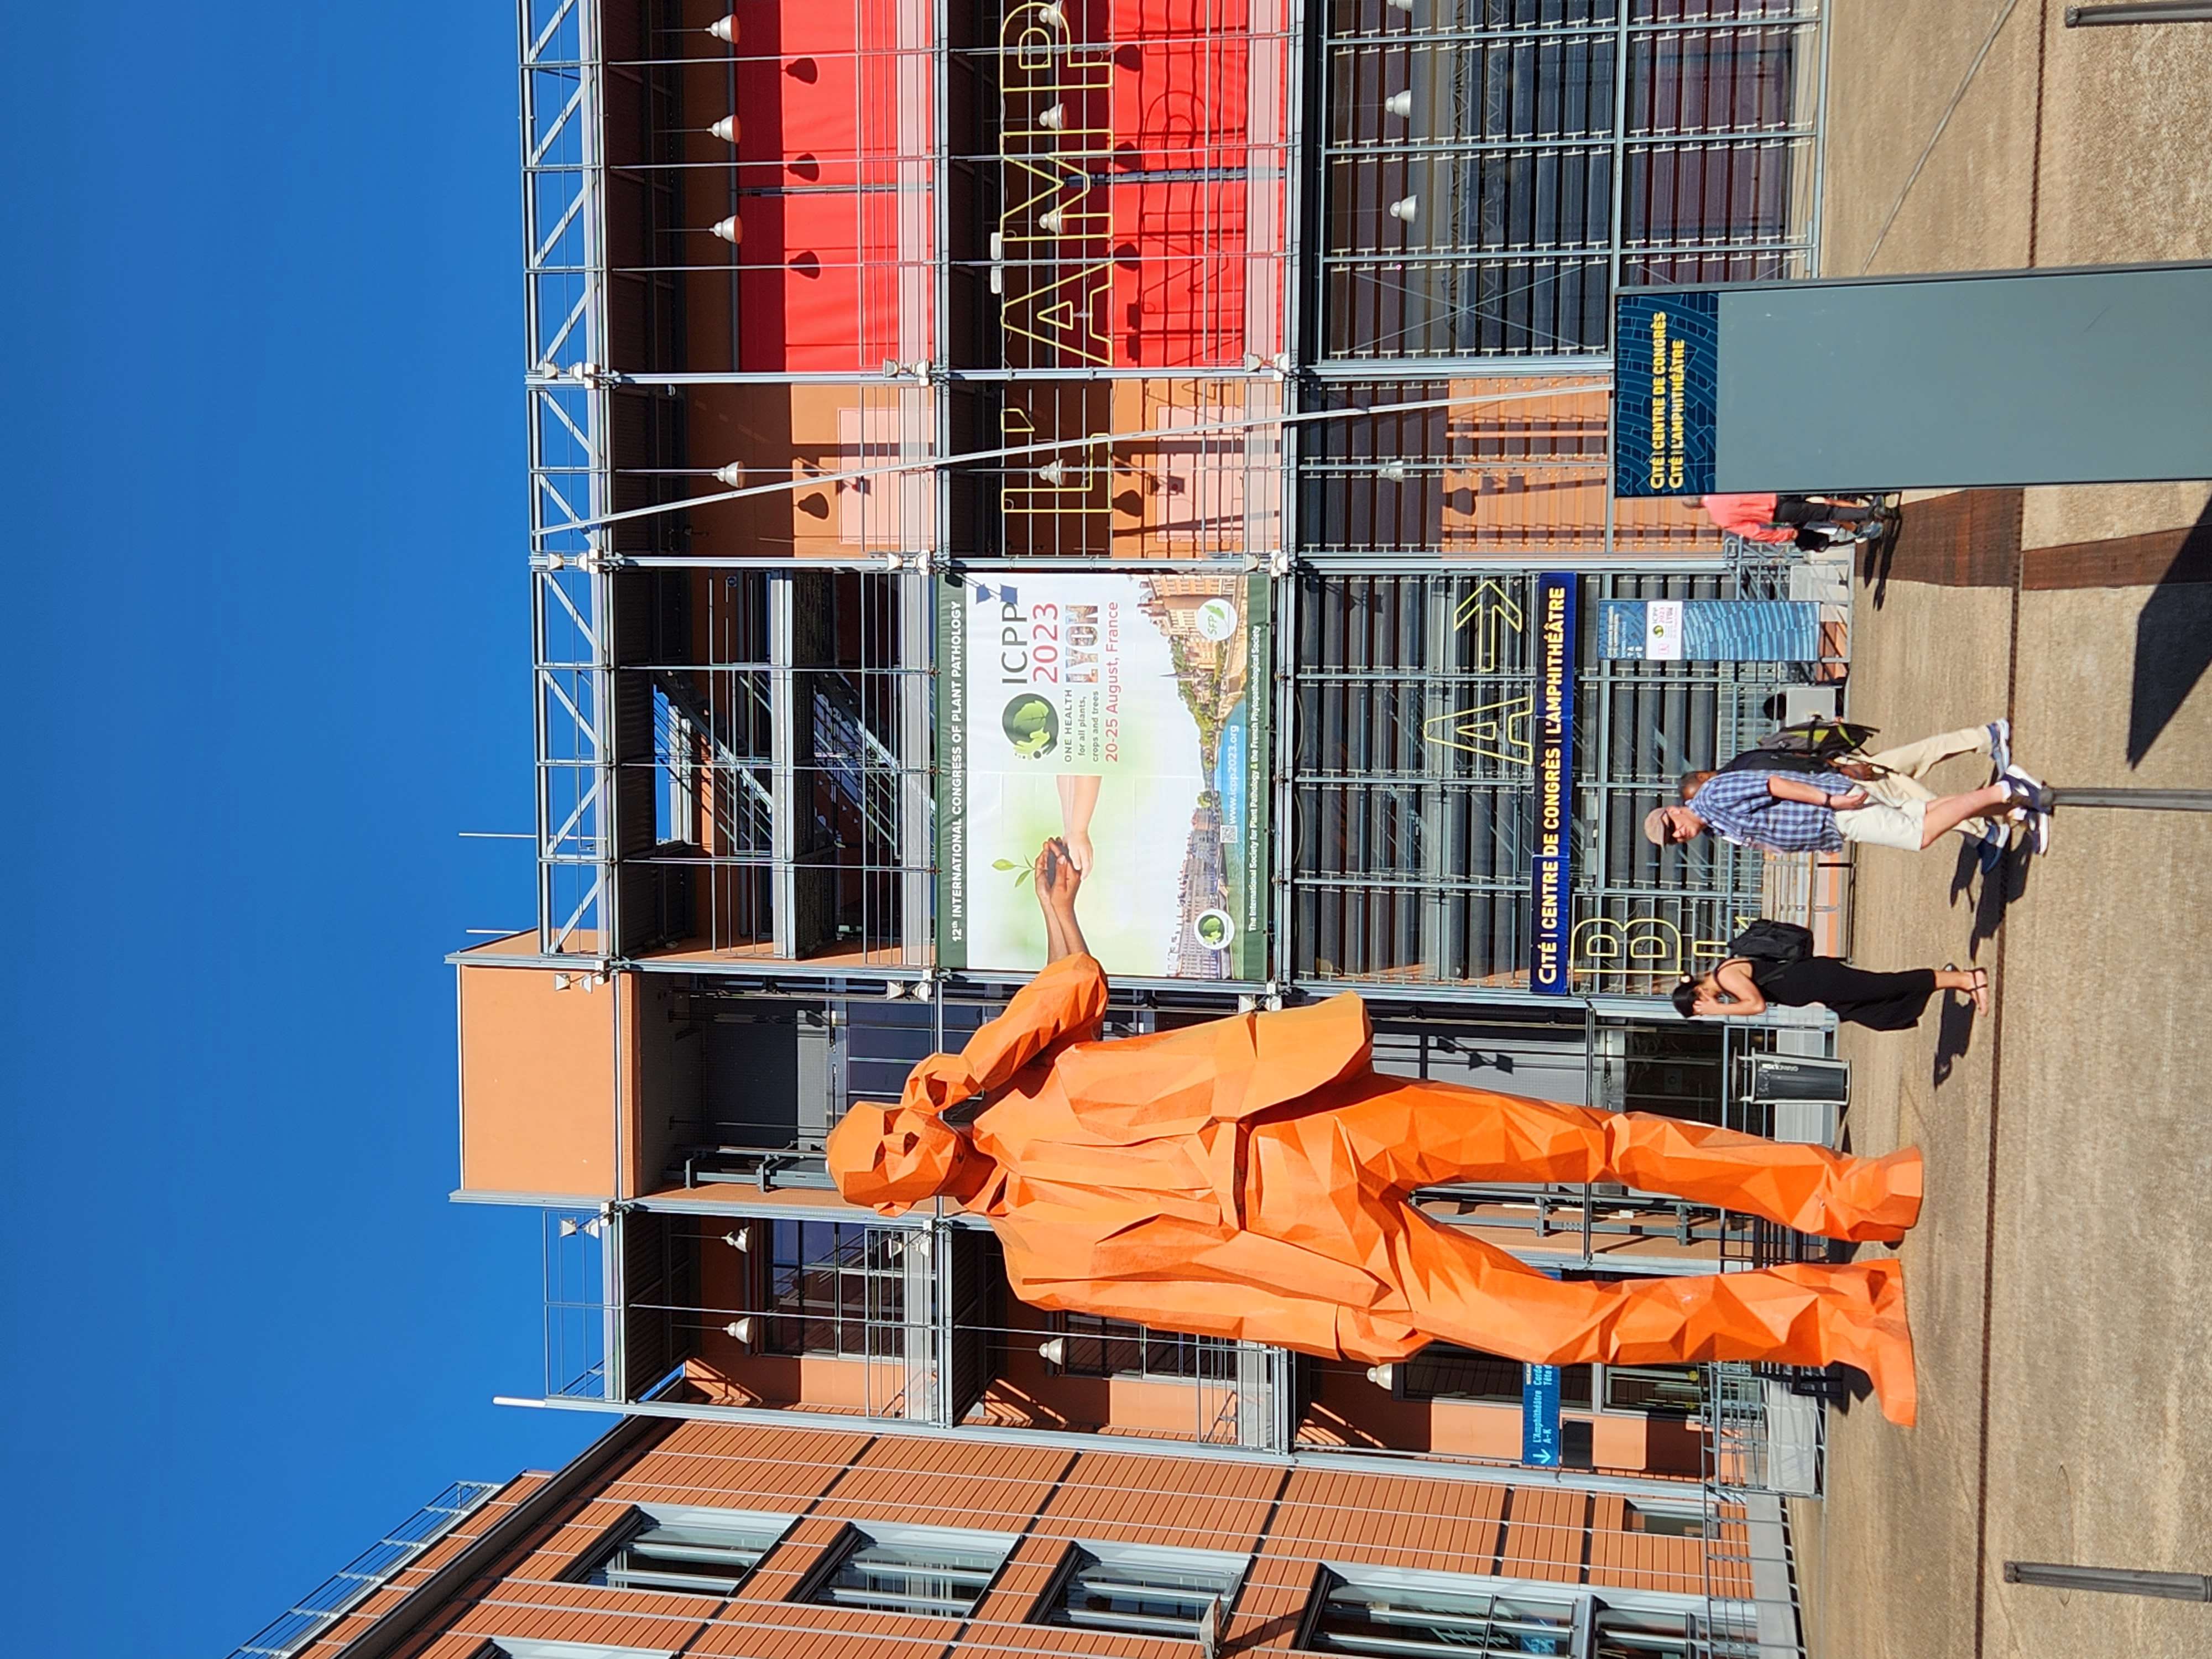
left=1726, top=919, right=1815, bottom=966
left=1756, top=718, right=1879, bottom=765
left=1717, top=718, right=1881, bottom=778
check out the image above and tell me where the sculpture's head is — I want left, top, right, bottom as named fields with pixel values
left=826, top=1103, right=977, bottom=1213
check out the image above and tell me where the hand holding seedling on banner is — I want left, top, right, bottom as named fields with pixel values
left=1032, top=837, right=1090, bottom=964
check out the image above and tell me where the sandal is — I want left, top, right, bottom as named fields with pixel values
left=1946, top=962, right=1990, bottom=1015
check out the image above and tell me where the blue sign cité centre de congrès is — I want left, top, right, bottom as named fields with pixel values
left=1612, top=291, right=1720, bottom=498
left=1528, top=574, right=1577, bottom=997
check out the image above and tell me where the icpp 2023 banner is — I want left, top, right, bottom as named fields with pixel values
left=937, top=572, right=1271, bottom=980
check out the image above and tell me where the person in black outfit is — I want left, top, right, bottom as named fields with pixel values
left=1672, top=955, right=1987, bottom=1031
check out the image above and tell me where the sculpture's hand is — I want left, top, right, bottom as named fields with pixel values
left=1038, top=837, right=1084, bottom=912
left=1035, top=837, right=1089, bottom=960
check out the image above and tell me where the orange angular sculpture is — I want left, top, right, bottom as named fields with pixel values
left=830, top=846, right=1919, bottom=1425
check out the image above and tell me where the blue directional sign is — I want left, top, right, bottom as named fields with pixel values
left=1521, top=1364, right=1563, bottom=1467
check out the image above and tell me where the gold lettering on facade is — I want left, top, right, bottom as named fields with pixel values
left=998, top=2, right=1115, bottom=366
left=1423, top=695, right=1534, bottom=767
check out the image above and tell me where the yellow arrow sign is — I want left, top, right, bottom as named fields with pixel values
left=1452, top=579, right=1525, bottom=671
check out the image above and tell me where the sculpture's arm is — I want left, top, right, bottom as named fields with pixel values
left=900, top=951, right=1109, bottom=1115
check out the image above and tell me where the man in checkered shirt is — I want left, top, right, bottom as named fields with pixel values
left=1645, top=760, right=2045, bottom=855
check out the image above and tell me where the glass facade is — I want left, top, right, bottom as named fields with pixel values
left=1316, top=0, right=1818, bottom=361
left=1290, top=568, right=1798, bottom=993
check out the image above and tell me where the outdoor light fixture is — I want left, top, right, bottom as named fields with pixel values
left=1037, top=1337, right=1068, bottom=1367
left=1366, top=1364, right=1395, bottom=1387
left=1037, top=459, right=1071, bottom=486
left=1385, top=90, right=1413, bottom=119
left=557, top=1217, right=606, bottom=1240
left=1039, top=102, right=1067, bottom=130
left=711, top=216, right=743, bottom=244
left=722, top=1228, right=751, bottom=1253
left=711, top=115, right=739, bottom=144
left=707, top=15, right=739, bottom=41
left=724, top=1318, right=755, bottom=1346
left=1039, top=207, right=1068, bottom=234
left=1388, top=195, right=1419, bottom=224
left=1037, top=2, right=1068, bottom=29
left=714, top=462, right=747, bottom=487
left=883, top=980, right=908, bottom=999
left=1379, top=460, right=1411, bottom=482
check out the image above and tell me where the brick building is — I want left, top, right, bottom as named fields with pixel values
left=229, top=1416, right=1799, bottom=1659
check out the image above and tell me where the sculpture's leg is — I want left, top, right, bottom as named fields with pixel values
left=1361, top=1211, right=1916, bottom=1425
left=1308, top=1074, right=1920, bottom=1243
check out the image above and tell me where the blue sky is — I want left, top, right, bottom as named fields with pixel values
left=2, top=7, right=599, bottom=1652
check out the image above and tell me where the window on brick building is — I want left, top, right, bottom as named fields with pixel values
left=807, top=1523, right=1016, bottom=1618
left=577, top=1505, right=792, bottom=1596
left=1048, top=1311, right=1233, bottom=1381
left=1305, top=1564, right=1579, bottom=1657
left=1041, top=1541, right=1248, bottom=1648
left=1301, top=1563, right=1715, bottom=1659
left=765, top=1220, right=905, bottom=1359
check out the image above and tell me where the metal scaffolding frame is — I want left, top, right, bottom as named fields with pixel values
left=524, top=0, right=617, bottom=959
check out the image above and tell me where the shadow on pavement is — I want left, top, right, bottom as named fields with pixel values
left=2126, top=503, right=2212, bottom=765
left=1860, top=515, right=1900, bottom=609
left=1931, top=990, right=1976, bottom=1088
left=1960, top=837, right=2033, bottom=958
left=1933, top=837, right=2034, bottom=1086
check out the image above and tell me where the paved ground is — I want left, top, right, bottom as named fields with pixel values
left=1796, top=8, right=2212, bottom=1657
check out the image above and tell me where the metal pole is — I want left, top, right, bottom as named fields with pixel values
left=2003, top=1562, right=2212, bottom=1600
left=2049, top=787, right=2212, bottom=811
left=2065, top=1, right=2212, bottom=23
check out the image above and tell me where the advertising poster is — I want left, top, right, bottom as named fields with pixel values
left=938, top=571, right=1270, bottom=980
left=1597, top=598, right=1822, bottom=662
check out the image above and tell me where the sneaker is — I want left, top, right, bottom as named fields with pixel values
left=2001, top=772, right=2052, bottom=855
left=2001, top=763, right=2049, bottom=815
left=1986, top=718, right=2011, bottom=776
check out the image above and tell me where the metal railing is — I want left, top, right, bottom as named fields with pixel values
left=223, top=1480, right=500, bottom=1659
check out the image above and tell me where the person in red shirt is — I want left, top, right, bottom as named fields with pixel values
left=1702, top=492, right=1884, bottom=550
